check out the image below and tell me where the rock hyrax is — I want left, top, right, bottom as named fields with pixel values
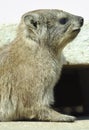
left=0, top=9, right=83, bottom=121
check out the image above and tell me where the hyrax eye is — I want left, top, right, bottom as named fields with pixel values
left=59, top=18, right=68, bottom=25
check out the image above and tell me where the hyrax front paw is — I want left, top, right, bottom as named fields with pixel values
left=48, top=109, right=76, bottom=122
left=57, top=114, right=76, bottom=122
left=35, top=108, right=76, bottom=122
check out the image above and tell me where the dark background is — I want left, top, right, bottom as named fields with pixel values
left=54, top=65, right=89, bottom=116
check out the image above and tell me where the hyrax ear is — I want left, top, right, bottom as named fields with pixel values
left=23, top=14, right=39, bottom=29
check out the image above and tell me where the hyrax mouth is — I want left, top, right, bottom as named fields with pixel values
left=73, top=28, right=80, bottom=33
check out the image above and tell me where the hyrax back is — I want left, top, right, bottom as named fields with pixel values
left=0, top=9, right=83, bottom=121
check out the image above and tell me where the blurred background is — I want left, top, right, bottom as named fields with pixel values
left=0, top=0, right=88, bottom=24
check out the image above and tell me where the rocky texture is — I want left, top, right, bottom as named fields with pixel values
left=0, top=22, right=89, bottom=64
left=0, top=118, right=89, bottom=130
left=0, top=24, right=17, bottom=46
left=63, top=22, right=89, bottom=64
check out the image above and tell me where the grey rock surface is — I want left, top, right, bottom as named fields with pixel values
left=63, top=22, right=89, bottom=64
left=0, top=118, right=89, bottom=130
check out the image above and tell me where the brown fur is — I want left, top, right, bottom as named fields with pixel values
left=0, top=9, right=83, bottom=121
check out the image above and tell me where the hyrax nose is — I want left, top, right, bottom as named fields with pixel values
left=78, top=17, right=84, bottom=27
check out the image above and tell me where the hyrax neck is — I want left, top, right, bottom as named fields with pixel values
left=14, top=35, right=62, bottom=62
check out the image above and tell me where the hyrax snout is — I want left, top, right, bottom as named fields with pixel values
left=0, top=9, right=83, bottom=121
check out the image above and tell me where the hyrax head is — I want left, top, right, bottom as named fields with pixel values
left=20, top=9, right=84, bottom=51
